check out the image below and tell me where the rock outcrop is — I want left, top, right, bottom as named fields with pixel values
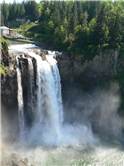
left=57, top=50, right=119, bottom=88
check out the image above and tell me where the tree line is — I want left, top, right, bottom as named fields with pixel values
left=1, top=0, right=39, bottom=25
left=1, top=0, right=124, bottom=57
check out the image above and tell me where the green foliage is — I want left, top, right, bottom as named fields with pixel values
left=107, top=2, right=124, bottom=49
left=0, top=37, right=8, bottom=76
left=22, top=1, right=124, bottom=59
left=1, top=1, right=39, bottom=27
left=93, top=4, right=109, bottom=49
left=0, top=64, right=8, bottom=76
left=24, top=1, right=40, bottom=21
left=0, top=37, right=8, bottom=54
left=1, top=2, right=9, bottom=25
left=18, top=22, right=37, bottom=36
left=1, top=1, right=124, bottom=58
left=0, top=37, right=10, bottom=68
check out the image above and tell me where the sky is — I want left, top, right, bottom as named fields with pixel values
left=2, top=0, right=116, bottom=4
left=2, top=0, right=41, bottom=3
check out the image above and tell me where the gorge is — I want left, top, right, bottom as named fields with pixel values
left=1, top=0, right=124, bottom=165
left=1, top=43, right=124, bottom=166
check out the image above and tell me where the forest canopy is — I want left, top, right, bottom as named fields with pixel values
left=1, top=0, right=124, bottom=57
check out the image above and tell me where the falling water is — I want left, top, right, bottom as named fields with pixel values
left=16, top=57, right=25, bottom=139
left=27, top=51, right=62, bottom=143
left=46, top=52, right=63, bottom=123
left=10, top=44, right=98, bottom=147
left=12, top=43, right=63, bottom=144
left=27, top=58, right=34, bottom=114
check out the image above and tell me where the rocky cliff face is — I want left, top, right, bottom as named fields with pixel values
left=57, top=50, right=119, bottom=88
left=1, top=49, right=47, bottom=110
left=1, top=48, right=49, bottom=140
left=2, top=51, right=17, bottom=110
left=2, top=49, right=120, bottom=110
left=57, top=50, right=124, bottom=140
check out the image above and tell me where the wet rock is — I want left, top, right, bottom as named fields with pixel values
left=40, top=52, right=46, bottom=60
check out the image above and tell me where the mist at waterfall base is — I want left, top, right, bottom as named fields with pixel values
left=3, top=44, right=124, bottom=150
left=64, top=84, right=123, bottom=141
left=26, top=85, right=123, bottom=147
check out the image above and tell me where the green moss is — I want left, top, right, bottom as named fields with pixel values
left=0, top=36, right=8, bottom=45
left=0, top=64, right=8, bottom=76
left=0, top=37, right=9, bottom=54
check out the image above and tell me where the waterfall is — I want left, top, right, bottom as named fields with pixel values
left=46, top=53, right=63, bottom=123
left=10, top=44, right=97, bottom=147
left=16, top=57, right=25, bottom=139
left=27, top=51, right=62, bottom=141
left=14, top=44, right=63, bottom=144
left=27, top=58, right=34, bottom=114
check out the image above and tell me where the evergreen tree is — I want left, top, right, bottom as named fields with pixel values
left=25, top=0, right=39, bottom=21
left=93, top=4, right=109, bottom=49
left=108, top=2, right=124, bottom=49
left=1, top=0, right=124, bottom=57
left=73, top=2, right=78, bottom=29
left=1, top=2, right=9, bottom=24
